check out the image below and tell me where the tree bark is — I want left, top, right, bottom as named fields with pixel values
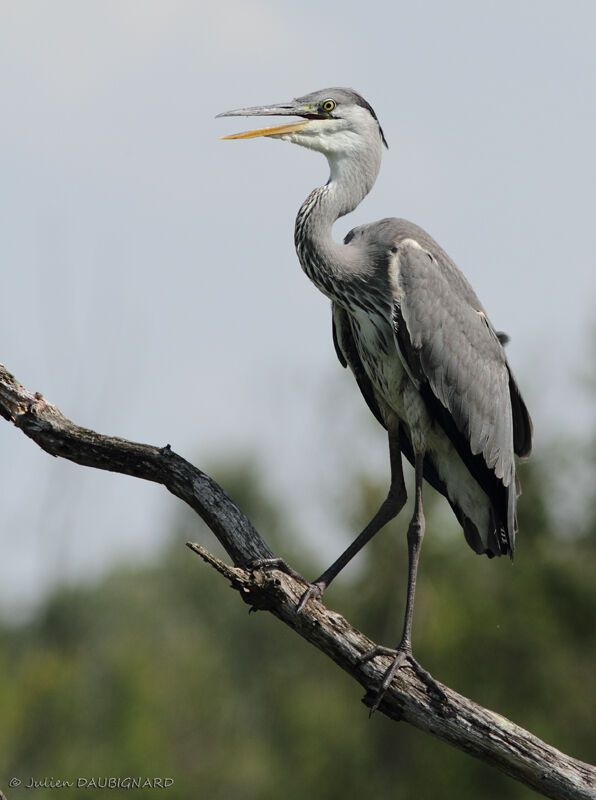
left=1, top=363, right=595, bottom=800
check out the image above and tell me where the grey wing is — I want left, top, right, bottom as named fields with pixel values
left=390, top=239, right=526, bottom=546
left=331, top=301, right=471, bottom=506
left=508, top=367, right=533, bottom=458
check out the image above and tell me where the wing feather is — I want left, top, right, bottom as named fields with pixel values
left=391, top=239, right=528, bottom=552
left=393, top=240, right=515, bottom=481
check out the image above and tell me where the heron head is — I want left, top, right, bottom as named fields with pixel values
left=217, top=88, right=388, bottom=158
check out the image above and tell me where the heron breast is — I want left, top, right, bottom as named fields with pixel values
left=349, top=311, right=407, bottom=413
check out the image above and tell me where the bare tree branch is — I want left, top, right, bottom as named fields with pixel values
left=0, top=364, right=272, bottom=566
left=1, top=363, right=595, bottom=800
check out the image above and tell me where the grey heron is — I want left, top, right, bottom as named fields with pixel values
left=218, top=88, right=533, bottom=706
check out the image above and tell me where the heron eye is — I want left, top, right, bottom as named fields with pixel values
left=322, top=99, right=336, bottom=113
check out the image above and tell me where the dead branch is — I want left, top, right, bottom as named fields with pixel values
left=1, top=363, right=595, bottom=800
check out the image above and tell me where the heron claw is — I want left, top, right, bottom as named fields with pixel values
left=248, top=559, right=327, bottom=613
left=359, top=645, right=447, bottom=714
left=296, top=581, right=325, bottom=613
left=248, top=557, right=308, bottom=585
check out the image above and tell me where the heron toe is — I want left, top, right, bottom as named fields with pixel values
left=359, top=645, right=447, bottom=714
left=296, top=580, right=326, bottom=613
left=248, top=557, right=309, bottom=586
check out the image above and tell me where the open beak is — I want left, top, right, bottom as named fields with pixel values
left=216, top=101, right=313, bottom=140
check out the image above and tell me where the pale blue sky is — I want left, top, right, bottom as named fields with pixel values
left=1, top=0, right=595, bottom=616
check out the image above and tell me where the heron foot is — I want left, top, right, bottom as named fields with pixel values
left=249, top=559, right=326, bottom=614
left=358, top=644, right=412, bottom=714
left=248, top=557, right=308, bottom=585
left=296, top=581, right=326, bottom=613
left=359, top=645, right=445, bottom=715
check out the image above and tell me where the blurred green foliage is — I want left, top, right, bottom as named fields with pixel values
left=1, top=453, right=595, bottom=800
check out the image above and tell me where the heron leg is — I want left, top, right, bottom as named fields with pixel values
left=397, top=449, right=425, bottom=652
left=359, top=450, right=430, bottom=713
left=297, top=429, right=407, bottom=612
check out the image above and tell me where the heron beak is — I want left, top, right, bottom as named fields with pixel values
left=216, top=102, right=313, bottom=140
left=220, top=120, right=309, bottom=140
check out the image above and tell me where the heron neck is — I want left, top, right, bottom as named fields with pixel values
left=294, top=152, right=379, bottom=295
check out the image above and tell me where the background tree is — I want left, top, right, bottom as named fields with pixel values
left=1, top=450, right=594, bottom=799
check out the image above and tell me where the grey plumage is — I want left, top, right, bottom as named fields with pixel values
left=219, top=87, right=533, bottom=695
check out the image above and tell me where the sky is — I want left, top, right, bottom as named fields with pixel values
left=1, top=0, right=595, bottom=618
